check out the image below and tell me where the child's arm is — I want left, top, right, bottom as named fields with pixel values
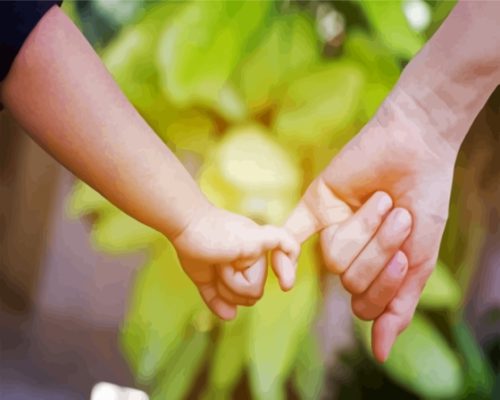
left=0, top=6, right=299, bottom=319
left=1, top=6, right=204, bottom=240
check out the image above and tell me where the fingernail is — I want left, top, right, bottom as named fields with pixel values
left=383, top=339, right=395, bottom=362
left=393, top=208, right=411, bottom=232
left=387, top=251, right=406, bottom=276
left=377, top=338, right=395, bottom=363
left=377, top=192, right=393, bottom=214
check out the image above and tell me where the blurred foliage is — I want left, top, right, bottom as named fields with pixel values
left=357, top=315, right=464, bottom=398
left=66, top=0, right=494, bottom=399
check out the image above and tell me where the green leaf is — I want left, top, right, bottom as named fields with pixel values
left=248, top=239, right=319, bottom=400
left=418, top=260, right=462, bottom=309
left=343, top=31, right=401, bottom=119
left=152, top=330, right=210, bottom=400
left=94, top=0, right=144, bottom=27
left=102, top=23, right=158, bottom=104
left=102, top=3, right=172, bottom=100
left=198, top=124, right=301, bottom=224
left=236, top=12, right=319, bottom=112
left=91, top=209, right=163, bottom=253
left=425, top=0, right=457, bottom=38
left=102, top=2, right=181, bottom=117
left=273, top=61, right=364, bottom=149
left=453, top=318, right=494, bottom=399
left=357, top=314, right=464, bottom=398
left=215, top=125, right=300, bottom=194
left=157, top=0, right=272, bottom=119
left=293, top=331, right=324, bottom=400
left=61, top=0, right=83, bottom=30
left=68, top=182, right=112, bottom=217
left=343, top=31, right=400, bottom=84
left=160, top=110, right=217, bottom=156
left=494, top=373, right=500, bottom=400
left=358, top=0, right=424, bottom=59
left=205, top=310, right=249, bottom=398
left=121, top=244, right=201, bottom=383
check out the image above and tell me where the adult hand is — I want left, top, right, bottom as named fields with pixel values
left=286, top=90, right=457, bottom=362
left=286, top=0, right=500, bottom=362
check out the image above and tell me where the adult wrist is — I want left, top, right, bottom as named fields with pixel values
left=386, top=54, right=498, bottom=156
left=388, top=0, right=500, bottom=153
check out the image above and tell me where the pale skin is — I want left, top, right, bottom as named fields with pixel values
left=286, top=0, right=500, bottom=362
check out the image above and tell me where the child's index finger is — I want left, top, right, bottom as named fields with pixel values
left=217, top=256, right=267, bottom=299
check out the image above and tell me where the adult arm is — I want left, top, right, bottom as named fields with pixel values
left=286, top=0, right=500, bottom=361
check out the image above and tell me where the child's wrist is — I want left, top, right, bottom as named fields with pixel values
left=165, top=194, right=214, bottom=244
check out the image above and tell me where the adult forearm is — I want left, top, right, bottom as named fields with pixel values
left=0, top=6, right=209, bottom=240
left=386, top=0, right=500, bottom=152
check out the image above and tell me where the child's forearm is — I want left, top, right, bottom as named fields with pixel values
left=0, top=6, right=209, bottom=240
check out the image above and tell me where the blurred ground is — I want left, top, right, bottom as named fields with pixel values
left=1, top=116, right=142, bottom=399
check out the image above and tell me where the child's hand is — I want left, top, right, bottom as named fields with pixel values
left=172, top=204, right=300, bottom=320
